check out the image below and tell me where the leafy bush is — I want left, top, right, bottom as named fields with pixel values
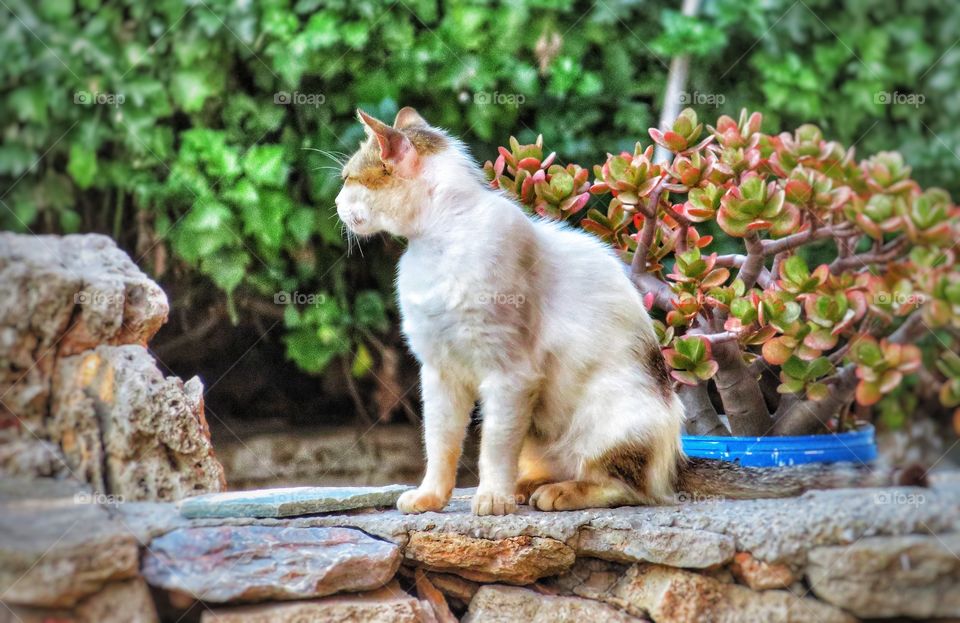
left=1, top=0, right=957, bottom=414
left=486, top=108, right=960, bottom=436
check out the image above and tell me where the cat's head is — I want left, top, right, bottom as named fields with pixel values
left=336, top=107, right=450, bottom=238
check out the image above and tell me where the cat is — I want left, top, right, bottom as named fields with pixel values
left=336, top=107, right=926, bottom=515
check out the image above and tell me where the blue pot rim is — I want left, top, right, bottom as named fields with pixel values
left=681, top=424, right=876, bottom=467
left=682, top=423, right=875, bottom=446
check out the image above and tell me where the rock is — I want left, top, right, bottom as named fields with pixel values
left=179, top=484, right=412, bottom=518
left=404, top=531, right=575, bottom=585
left=0, top=436, right=71, bottom=478
left=806, top=533, right=960, bottom=618
left=577, top=525, right=735, bottom=568
left=50, top=345, right=225, bottom=501
left=418, top=571, right=480, bottom=604
left=0, top=479, right=140, bottom=608
left=414, top=568, right=458, bottom=623
left=730, top=552, right=796, bottom=590
left=269, top=483, right=960, bottom=570
left=141, top=525, right=401, bottom=603
left=199, top=583, right=434, bottom=622
left=215, top=424, right=436, bottom=490
left=464, top=585, right=641, bottom=622
left=606, top=564, right=854, bottom=623
left=74, top=579, right=160, bottom=623
left=0, top=233, right=167, bottom=437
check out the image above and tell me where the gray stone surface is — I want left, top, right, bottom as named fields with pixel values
left=179, top=484, right=412, bottom=518
left=577, top=525, right=735, bottom=568
left=199, top=583, right=433, bottom=622
left=215, top=424, right=437, bottom=490
left=464, top=585, right=643, bottom=622
left=140, top=525, right=401, bottom=603
left=807, top=532, right=960, bottom=618
left=0, top=479, right=140, bottom=608
left=127, top=483, right=960, bottom=569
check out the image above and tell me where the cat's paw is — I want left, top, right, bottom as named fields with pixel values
left=471, top=490, right=518, bottom=516
left=529, top=481, right=586, bottom=511
left=514, top=479, right=550, bottom=504
left=396, top=488, right=448, bottom=514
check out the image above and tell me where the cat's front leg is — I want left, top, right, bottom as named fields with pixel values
left=397, top=365, right=473, bottom=514
left=472, top=371, right=537, bottom=516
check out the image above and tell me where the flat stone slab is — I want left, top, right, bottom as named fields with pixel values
left=178, top=484, right=412, bottom=518
left=141, top=525, right=401, bottom=603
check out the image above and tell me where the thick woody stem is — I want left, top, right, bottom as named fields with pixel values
left=679, top=383, right=729, bottom=436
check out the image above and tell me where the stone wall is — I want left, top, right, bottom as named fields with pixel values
left=1, top=473, right=957, bottom=622
left=0, top=233, right=224, bottom=500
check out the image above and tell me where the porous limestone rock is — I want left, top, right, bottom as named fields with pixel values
left=730, top=551, right=797, bottom=590
left=0, top=233, right=167, bottom=436
left=50, top=344, right=224, bottom=501
left=404, top=531, right=576, bottom=585
left=806, top=532, right=960, bottom=618
left=0, top=233, right=223, bottom=501
left=141, top=525, right=401, bottom=603
left=605, top=563, right=854, bottom=623
left=464, top=585, right=642, bottom=622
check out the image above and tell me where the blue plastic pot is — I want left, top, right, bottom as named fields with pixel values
left=681, top=424, right=877, bottom=467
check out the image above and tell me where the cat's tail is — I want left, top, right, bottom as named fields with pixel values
left=674, top=456, right=928, bottom=501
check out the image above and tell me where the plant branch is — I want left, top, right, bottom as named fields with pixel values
left=738, top=233, right=766, bottom=290
left=679, top=382, right=728, bottom=436
left=630, top=182, right=664, bottom=277
left=829, top=236, right=909, bottom=274
left=761, top=224, right=854, bottom=256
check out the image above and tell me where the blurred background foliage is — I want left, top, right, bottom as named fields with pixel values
left=2, top=0, right=958, bottom=425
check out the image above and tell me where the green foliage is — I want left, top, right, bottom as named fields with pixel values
left=2, top=0, right=958, bottom=381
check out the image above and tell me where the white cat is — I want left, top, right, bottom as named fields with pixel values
left=336, top=107, right=681, bottom=515
left=336, top=107, right=924, bottom=515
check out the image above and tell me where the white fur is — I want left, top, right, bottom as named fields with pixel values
left=337, top=129, right=684, bottom=515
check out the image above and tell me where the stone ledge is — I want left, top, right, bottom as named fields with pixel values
left=1, top=474, right=958, bottom=621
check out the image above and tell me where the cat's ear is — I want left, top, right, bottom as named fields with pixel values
left=393, top=106, right=428, bottom=129
left=357, top=109, right=419, bottom=176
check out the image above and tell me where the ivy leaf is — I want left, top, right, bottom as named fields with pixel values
left=243, top=145, right=289, bottom=188
left=67, top=144, right=97, bottom=189
left=172, top=70, right=215, bottom=113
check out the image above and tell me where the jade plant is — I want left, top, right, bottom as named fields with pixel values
left=485, top=108, right=960, bottom=437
